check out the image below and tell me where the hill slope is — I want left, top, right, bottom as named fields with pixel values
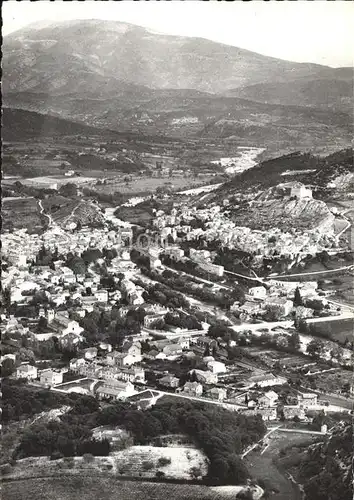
left=224, top=72, right=353, bottom=113
left=2, top=107, right=114, bottom=141
left=214, top=149, right=353, bottom=196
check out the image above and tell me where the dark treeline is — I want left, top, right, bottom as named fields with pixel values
left=8, top=380, right=266, bottom=485
left=98, top=399, right=266, bottom=485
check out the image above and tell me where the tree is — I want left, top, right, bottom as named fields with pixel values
left=306, top=339, right=324, bottom=359
left=287, top=331, right=301, bottom=351
left=293, top=287, right=303, bottom=307
left=2, top=286, right=12, bottom=313
left=59, top=183, right=78, bottom=197
left=1, top=358, right=15, bottom=377
left=37, top=316, right=48, bottom=333
left=67, top=255, right=86, bottom=276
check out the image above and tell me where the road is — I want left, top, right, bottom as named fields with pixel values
left=150, top=388, right=244, bottom=411
left=241, top=426, right=281, bottom=459
left=163, top=264, right=233, bottom=291
left=38, top=200, right=53, bottom=227
left=268, top=264, right=354, bottom=280
left=230, top=320, right=294, bottom=333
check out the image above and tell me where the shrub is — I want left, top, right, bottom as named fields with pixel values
left=50, top=451, right=64, bottom=461
left=142, top=460, right=155, bottom=471
left=0, top=464, right=13, bottom=475
left=190, top=466, right=202, bottom=479
left=158, top=456, right=171, bottom=467
left=155, top=470, right=165, bottom=479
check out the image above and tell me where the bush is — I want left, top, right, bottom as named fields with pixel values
left=0, top=464, right=13, bottom=475
left=83, top=453, right=94, bottom=463
left=142, top=460, right=155, bottom=471
left=155, top=470, right=166, bottom=479
left=158, top=456, right=171, bottom=467
left=190, top=466, right=202, bottom=479
left=50, top=451, right=64, bottom=461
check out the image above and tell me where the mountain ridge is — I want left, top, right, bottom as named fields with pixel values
left=4, top=18, right=350, bottom=94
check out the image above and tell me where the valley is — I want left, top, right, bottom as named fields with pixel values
left=1, top=11, right=353, bottom=500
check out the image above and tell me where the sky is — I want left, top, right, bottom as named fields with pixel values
left=2, top=1, right=353, bottom=67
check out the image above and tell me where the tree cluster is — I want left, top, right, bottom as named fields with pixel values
left=98, top=399, right=266, bottom=485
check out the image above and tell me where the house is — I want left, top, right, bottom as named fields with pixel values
left=159, top=374, right=180, bottom=389
left=197, top=336, right=217, bottom=350
left=84, top=347, right=98, bottom=360
left=163, top=344, right=183, bottom=357
left=242, top=407, right=277, bottom=421
left=294, top=306, right=314, bottom=320
left=16, top=364, right=38, bottom=380
left=60, top=267, right=76, bottom=284
left=191, top=369, right=218, bottom=385
left=61, top=320, right=84, bottom=337
left=106, top=350, right=139, bottom=367
left=95, top=289, right=109, bottom=303
left=182, top=381, right=203, bottom=397
left=265, top=298, right=293, bottom=318
left=175, top=337, right=190, bottom=350
left=95, top=380, right=136, bottom=401
left=283, top=405, right=306, bottom=420
left=116, top=366, right=145, bottom=384
left=259, top=390, right=279, bottom=408
left=291, top=185, right=312, bottom=200
left=207, top=360, right=226, bottom=374
left=99, top=342, right=113, bottom=353
left=239, top=301, right=263, bottom=316
left=245, top=373, right=287, bottom=389
left=33, top=331, right=57, bottom=342
left=122, top=341, right=142, bottom=359
left=248, top=286, right=267, bottom=300
left=81, top=296, right=97, bottom=312
left=144, top=313, right=166, bottom=328
left=70, top=358, right=86, bottom=371
left=297, top=392, right=318, bottom=408
left=40, top=369, right=63, bottom=386
left=209, top=387, right=227, bottom=402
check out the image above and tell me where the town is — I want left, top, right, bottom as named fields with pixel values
left=2, top=177, right=353, bottom=422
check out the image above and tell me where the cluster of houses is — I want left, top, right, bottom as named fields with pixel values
left=150, top=187, right=336, bottom=262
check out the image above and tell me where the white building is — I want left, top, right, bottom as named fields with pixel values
left=207, top=360, right=226, bottom=374
left=16, top=364, right=38, bottom=380
left=291, top=185, right=312, bottom=199
left=40, top=369, right=63, bottom=386
left=248, top=286, right=267, bottom=300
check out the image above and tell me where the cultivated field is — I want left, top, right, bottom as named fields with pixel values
left=2, top=476, right=240, bottom=500
left=307, top=317, right=353, bottom=345
left=94, top=176, right=216, bottom=196
left=2, top=197, right=44, bottom=232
